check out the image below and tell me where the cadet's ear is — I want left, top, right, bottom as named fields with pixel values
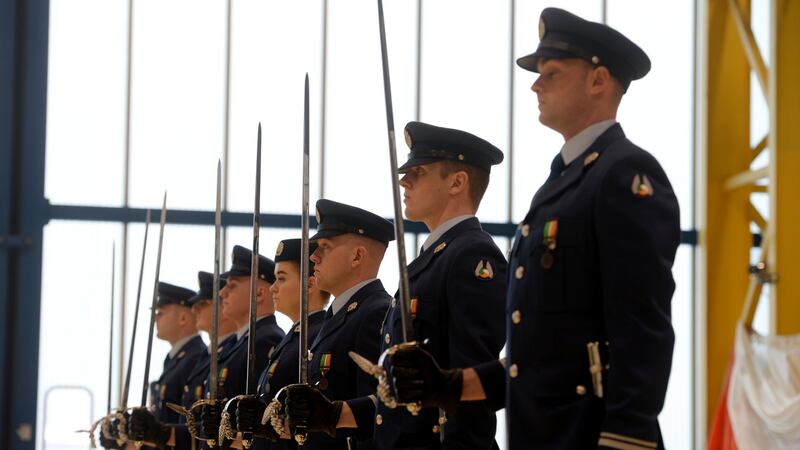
left=589, top=65, right=613, bottom=95
left=448, top=170, right=469, bottom=197
left=351, top=245, right=367, bottom=268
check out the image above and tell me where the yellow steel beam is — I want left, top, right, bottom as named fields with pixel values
left=771, top=0, right=800, bottom=334
left=723, top=166, right=768, bottom=190
left=704, top=0, right=753, bottom=431
left=727, top=0, right=769, bottom=97
left=749, top=134, right=768, bottom=164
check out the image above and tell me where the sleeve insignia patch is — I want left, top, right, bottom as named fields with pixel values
left=474, top=260, right=494, bottom=280
left=631, top=174, right=654, bottom=197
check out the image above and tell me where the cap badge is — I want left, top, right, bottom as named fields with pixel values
left=315, top=207, right=321, bottom=224
left=631, top=174, right=654, bottom=197
left=584, top=152, right=600, bottom=167
left=433, top=242, right=447, bottom=254
left=404, top=130, right=413, bottom=148
left=276, top=241, right=284, bottom=256
left=347, top=302, right=359, bottom=313
left=539, top=17, right=546, bottom=39
left=474, top=260, right=494, bottom=280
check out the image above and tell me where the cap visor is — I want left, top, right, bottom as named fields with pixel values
left=397, top=157, right=444, bottom=174
left=310, top=229, right=346, bottom=242
left=516, top=48, right=576, bottom=72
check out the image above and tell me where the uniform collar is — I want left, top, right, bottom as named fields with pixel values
left=329, top=278, right=377, bottom=316
left=236, top=314, right=274, bottom=340
left=422, top=214, right=474, bottom=252
left=560, top=119, right=617, bottom=166
left=169, top=333, right=199, bottom=359
left=208, top=331, right=236, bottom=354
left=289, top=309, right=326, bottom=331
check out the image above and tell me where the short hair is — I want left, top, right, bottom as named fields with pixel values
left=438, top=160, right=490, bottom=207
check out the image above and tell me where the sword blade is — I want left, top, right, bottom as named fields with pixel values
left=299, top=74, right=310, bottom=384
left=376, top=0, right=413, bottom=342
left=107, top=241, right=116, bottom=414
left=209, top=160, right=222, bottom=401
left=246, top=123, right=262, bottom=394
left=120, top=209, right=152, bottom=409
left=141, top=192, right=168, bottom=407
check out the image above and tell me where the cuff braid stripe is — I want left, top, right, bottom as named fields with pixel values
left=598, top=438, right=655, bottom=450
left=599, top=432, right=657, bottom=448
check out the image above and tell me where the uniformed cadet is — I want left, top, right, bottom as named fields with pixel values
left=281, top=199, right=393, bottom=449
left=371, top=121, right=506, bottom=450
left=150, top=282, right=207, bottom=423
left=233, top=239, right=329, bottom=449
left=129, top=272, right=238, bottom=449
left=388, top=8, right=681, bottom=450
left=200, top=246, right=286, bottom=445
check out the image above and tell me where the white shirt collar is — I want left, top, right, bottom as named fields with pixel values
left=422, top=215, right=474, bottom=252
left=236, top=314, right=272, bottom=340
left=560, top=119, right=617, bottom=166
left=329, top=278, right=377, bottom=316
left=169, top=333, right=199, bottom=359
left=207, top=331, right=236, bottom=355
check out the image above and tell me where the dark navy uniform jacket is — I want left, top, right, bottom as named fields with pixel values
left=376, top=217, right=507, bottom=450
left=172, top=333, right=237, bottom=450
left=217, top=315, right=286, bottom=401
left=504, top=124, right=680, bottom=450
left=305, top=279, right=390, bottom=450
left=250, top=310, right=326, bottom=450
left=150, top=335, right=207, bottom=424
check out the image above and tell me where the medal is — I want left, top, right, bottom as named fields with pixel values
left=541, top=252, right=554, bottom=270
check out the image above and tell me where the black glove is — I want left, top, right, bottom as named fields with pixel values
left=97, top=422, right=122, bottom=450
left=201, top=401, right=223, bottom=441
left=128, top=407, right=171, bottom=447
left=390, top=345, right=463, bottom=413
left=284, top=384, right=342, bottom=437
left=236, top=397, right=278, bottom=440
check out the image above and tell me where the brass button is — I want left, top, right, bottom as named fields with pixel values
left=511, top=310, right=521, bottom=324
left=376, top=414, right=383, bottom=425
left=576, top=385, right=587, bottom=395
left=307, top=351, right=313, bottom=360
left=391, top=298, right=396, bottom=307
left=384, top=333, right=391, bottom=344
left=509, top=364, right=519, bottom=378
left=432, top=425, right=441, bottom=433
left=521, top=224, right=530, bottom=237
left=184, top=386, right=189, bottom=392
left=515, top=266, right=525, bottom=279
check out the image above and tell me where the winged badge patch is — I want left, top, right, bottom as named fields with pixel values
left=631, top=174, right=654, bottom=197
left=474, top=260, right=494, bottom=280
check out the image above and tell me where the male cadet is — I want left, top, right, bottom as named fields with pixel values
left=234, top=239, right=329, bottom=449
left=149, top=282, right=207, bottom=424
left=129, top=272, right=238, bottom=449
left=281, top=199, right=393, bottom=449
left=201, top=246, right=286, bottom=444
left=374, top=121, right=507, bottom=450
left=388, top=8, right=681, bottom=450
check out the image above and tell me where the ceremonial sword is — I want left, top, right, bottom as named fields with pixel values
left=134, top=193, right=168, bottom=448
left=294, top=73, right=312, bottom=446
left=349, top=0, right=422, bottom=416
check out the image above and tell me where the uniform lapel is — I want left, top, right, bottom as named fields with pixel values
left=407, top=218, right=481, bottom=279
left=530, top=124, right=626, bottom=211
left=311, top=280, right=384, bottom=351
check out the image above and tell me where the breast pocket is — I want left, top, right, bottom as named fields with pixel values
left=529, top=219, right=591, bottom=313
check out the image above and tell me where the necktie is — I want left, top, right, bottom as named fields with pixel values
left=546, top=153, right=567, bottom=184
left=324, top=307, right=334, bottom=321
